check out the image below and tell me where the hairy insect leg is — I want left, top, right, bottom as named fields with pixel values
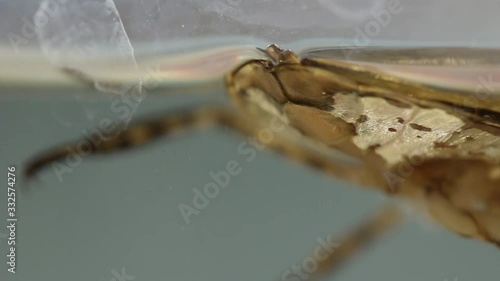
left=299, top=206, right=403, bottom=281
left=26, top=109, right=389, bottom=194
left=24, top=106, right=253, bottom=179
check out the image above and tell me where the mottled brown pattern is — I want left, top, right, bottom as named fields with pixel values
left=409, top=123, right=433, bottom=132
left=356, top=115, right=369, bottom=123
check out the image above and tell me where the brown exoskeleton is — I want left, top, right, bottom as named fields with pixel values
left=25, top=44, right=500, bottom=279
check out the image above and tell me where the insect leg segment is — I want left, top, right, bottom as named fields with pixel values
left=25, top=100, right=384, bottom=192
left=288, top=206, right=403, bottom=281
left=253, top=131, right=388, bottom=189
left=24, top=106, right=251, bottom=178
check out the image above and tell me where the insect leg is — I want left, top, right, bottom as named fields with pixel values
left=25, top=104, right=386, bottom=190
left=24, top=106, right=252, bottom=178
left=303, top=206, right=403, bottom=281
left=258, top=136, right=389, bottom=190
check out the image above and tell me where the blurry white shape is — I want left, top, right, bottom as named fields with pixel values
left=212, top=0, right=243, bottom=17
left=189, top=0, right=244, bottom=20
left=318, top=0, right=387, bottom=23
left=34, top=0, right=142, bottom=95
left=141, top=0, right=161, bottom=17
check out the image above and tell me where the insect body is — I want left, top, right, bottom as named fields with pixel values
left=25, top=44, right=500, bottom=278
left=229, top=44, right=500, bottom=244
